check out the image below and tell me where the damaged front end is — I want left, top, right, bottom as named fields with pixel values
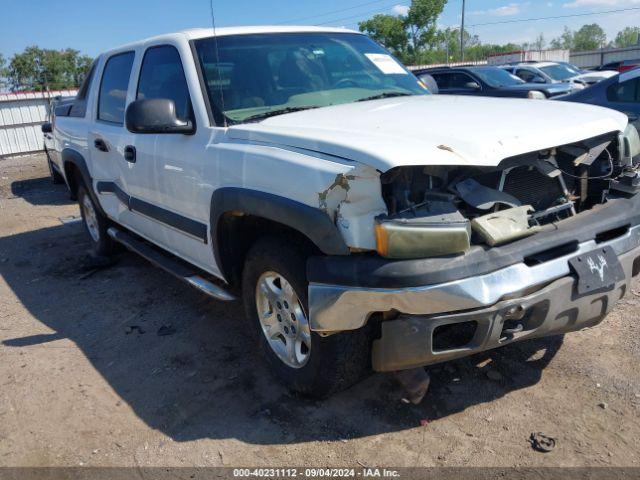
left=375, top=127, right=640, bottom=259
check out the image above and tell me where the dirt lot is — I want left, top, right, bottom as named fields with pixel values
left=1, top=153, right=640, bottom=469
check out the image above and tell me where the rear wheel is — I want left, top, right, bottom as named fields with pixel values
left=78, top=185, right=115, bottom=256
left=242, top=236, right=372, bottom=398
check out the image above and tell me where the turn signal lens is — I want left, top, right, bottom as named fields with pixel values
left=374, top=223, right=390, bottom=257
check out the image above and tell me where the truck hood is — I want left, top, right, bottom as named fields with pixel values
left=573, top=70, right=617, bottom=84
left=227, top=95, right=627, bottom=172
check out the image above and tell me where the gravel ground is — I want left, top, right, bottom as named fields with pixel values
left=1, top=154, right=640, bottom=469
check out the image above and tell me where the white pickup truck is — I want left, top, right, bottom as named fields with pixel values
left=47, top=26, right=640, bottom=397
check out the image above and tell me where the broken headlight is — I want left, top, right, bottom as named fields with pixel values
left=374, top=200, right=471, bottom=259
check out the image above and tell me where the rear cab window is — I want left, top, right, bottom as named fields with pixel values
left=69, top=61, right=98, bottom=118
left=607, top=77, right=640, bottom=103
left=98, top=52, right=135, bottom=124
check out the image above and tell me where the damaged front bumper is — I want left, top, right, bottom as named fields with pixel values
left=308, top=196, right=640, bottom=372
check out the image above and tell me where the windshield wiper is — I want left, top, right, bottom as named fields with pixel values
left=242, top=106, right=320, bottom=123
left=357, top=92, right=413, bottom=102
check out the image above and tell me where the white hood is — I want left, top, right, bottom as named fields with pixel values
left=574, top=70, right=617, bottom=84
left=227, top=95, right=627, bottom=172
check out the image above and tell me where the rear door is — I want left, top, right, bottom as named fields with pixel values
left=90, top=51, right=136, bottom=222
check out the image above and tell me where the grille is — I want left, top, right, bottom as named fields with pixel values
left=503, top=166, right=565, bottom=211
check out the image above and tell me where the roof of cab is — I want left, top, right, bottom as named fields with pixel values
left=104, top=26, right=360, bottom=55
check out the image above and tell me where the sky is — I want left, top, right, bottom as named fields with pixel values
left=2, top=0, right=640, bottom=58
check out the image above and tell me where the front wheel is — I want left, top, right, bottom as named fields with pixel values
left=242, top=236, right=372, bottom=398
left=78, top=185, right=115, bottom=256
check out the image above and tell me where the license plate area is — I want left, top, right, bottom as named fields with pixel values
left=568, top=246, right=625, bottom=296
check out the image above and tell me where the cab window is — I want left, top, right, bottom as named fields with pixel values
left=98, top=52, right=135, bottom=124
left=607, top=77, right=640, bottom=103
left=448, top=72, right=477, bottom=89
left=516, top=68, right=536, bottom=83
left=137, top=45, right=192, bottom=122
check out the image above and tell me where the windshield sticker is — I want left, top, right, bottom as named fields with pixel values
left=365, top=54, right=408, bottom=75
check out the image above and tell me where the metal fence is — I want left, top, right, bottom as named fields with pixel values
left=570, top=45, right=640, bottom=69
left=408, top=46, right=640, bottom=71
left=0, top=90, right=77, bottom=158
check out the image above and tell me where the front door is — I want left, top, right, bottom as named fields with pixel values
left=119, top=43, right=216, bottom=273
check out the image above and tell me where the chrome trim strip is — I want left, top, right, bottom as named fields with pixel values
left=308, top=224, right=640, bottom=332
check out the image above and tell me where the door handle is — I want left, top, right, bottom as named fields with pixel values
left=94, top=138, right=109, bottom=152
left=124, top=145, right=136, bottom=163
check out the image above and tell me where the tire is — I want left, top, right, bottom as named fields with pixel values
left=77, top=185, right=116, bottom=256
left=242, top=236, right=372, bottom=398
left=45, top=148, right=64, bottom=184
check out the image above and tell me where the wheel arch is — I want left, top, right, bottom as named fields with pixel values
left=61, top=148, right=106, bottom=216
left=211, top=187, right=350, bottom=287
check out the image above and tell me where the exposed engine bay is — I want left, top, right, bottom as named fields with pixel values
left=375, top=129, right=640, bottom=259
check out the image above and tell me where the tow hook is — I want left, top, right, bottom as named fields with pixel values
left=500, top=305, right=526, bottom=342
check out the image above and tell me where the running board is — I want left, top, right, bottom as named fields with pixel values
left=107, top=227, right=236, bottom=302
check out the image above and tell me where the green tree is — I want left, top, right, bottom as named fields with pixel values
left=7, top=46, right=92, bottom=91
left=550, top=24, right=606, bottom=51
left=359, top=0, right=447, bottom=63
left=359, top=14, right=409, bottom=56
left=533, top=33, right=546, bottom=51
left=550, top=26, right=574, bottom=49
left=406, top=0, right=447, bottom=52
left=615, top=27, right=640, bottom=47
left=573, top=23, right=606, bottom=50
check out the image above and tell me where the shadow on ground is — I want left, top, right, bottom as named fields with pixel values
left=0, top=185, right=563, bottom=445
left=9, top=176, right=74, bottom=206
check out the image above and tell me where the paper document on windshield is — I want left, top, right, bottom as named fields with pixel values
left=365, top=54, right=408, bottom=75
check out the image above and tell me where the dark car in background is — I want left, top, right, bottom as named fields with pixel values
left=597, top=59, right=640, bottom=73
left=414, top=65, right=572, bottom=98
left=557, top=68, right=640, bottom=130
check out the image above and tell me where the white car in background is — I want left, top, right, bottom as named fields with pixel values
left=505, top=61, right=616, bottom=90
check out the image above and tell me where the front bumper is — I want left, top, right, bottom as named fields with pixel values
left=308, top=222, right=640, bottom=371
left=372, top=244, right=639, bottom=371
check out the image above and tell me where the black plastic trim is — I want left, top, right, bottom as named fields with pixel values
left=130, top=197, right=208, bottom=242
left=96, top=181, right=130, bottom=207
left=61, top=148, right=105, bottom=214
left=210, top=187, right=349, bottom=270
left=308, top=194, right=640, bottom=289
left=96, top=181, right=208, bottom=243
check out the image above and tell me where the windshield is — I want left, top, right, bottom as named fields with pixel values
left=539, top=64, right=577, bottom=81
left=560, top=62, right=582, bottom=75
left=471, top=68, right=524, bottom=87
left=193, top=32, right=427, bottom=124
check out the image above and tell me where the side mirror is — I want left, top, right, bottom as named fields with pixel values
left=465, top=81, right=480, bottom=90
left=126, top=99, right=194, bottom=135
left=41, top=122, right=52, bottom=134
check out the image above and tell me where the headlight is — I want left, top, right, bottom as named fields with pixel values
left=619, top=123, right=640, bottom=167
left=374, top=208, right=471, bottom=259
left=528, top=90, right=546, bottom=100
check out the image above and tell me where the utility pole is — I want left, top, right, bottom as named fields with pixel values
left=460, top=0, right=466, bottom=61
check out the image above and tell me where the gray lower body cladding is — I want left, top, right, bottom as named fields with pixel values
left=371, top=243, right=639, bottom=371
